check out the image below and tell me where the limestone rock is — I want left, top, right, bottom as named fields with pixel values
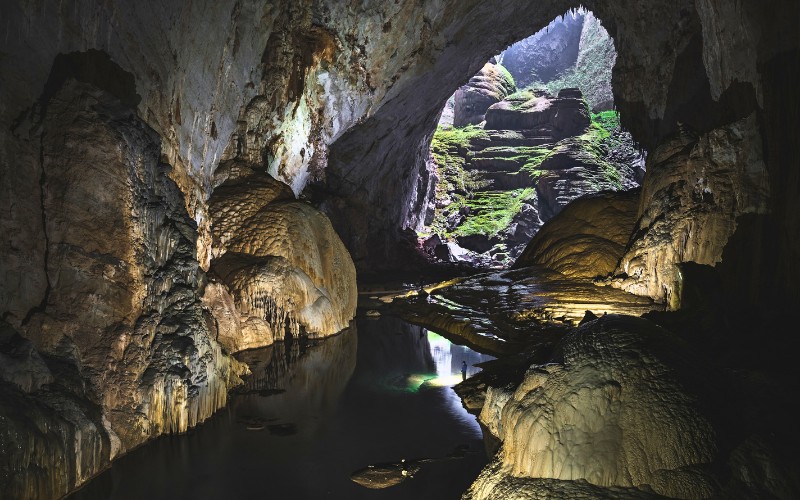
left=467, top=316, right=725, bottom=498
left=514, top=189, right=640, bottom=278
left=612, top=114, right=769, bottom=307
left=453, top=61, right=517, bottom=127
left=484, top=89, right=590, bottom=141
left=0, top=80, right=246, bottom=499
left=0, top=321, right=53, bottom=393
left=209, top=173, right=357, bottom=350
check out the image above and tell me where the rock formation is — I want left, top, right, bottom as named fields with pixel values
left=426, top=90, right=641, bottom=266
left=611, top=113, right=769, bottom=308
left=0, top=45, right=356, bottom=498
left=0, top=0, right=798, bottom=498
left=484, top=88, right=590, bottom=140
left=498, top=10, right=586, bottom=90
left=207, top=170, right=358, bottom=352
left=513, top=188, right=640, bottom=278
left=499, top=9, right=617, bottom=113
left=0, top=80, right=247, bottom=499
left=464, top=315, right=795, bottom=499
left=453, top=60, right=517, bottom=127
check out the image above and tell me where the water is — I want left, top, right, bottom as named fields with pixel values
left=68, top=315, right=495, bottom=500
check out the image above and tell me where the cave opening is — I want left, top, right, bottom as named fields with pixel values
left=417, top=7, right=646, bottom=271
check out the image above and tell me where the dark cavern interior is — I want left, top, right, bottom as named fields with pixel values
left=1, top=1, right=799, bottom=499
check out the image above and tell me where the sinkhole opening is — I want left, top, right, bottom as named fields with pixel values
left=416, top=7, right=647, bottom=270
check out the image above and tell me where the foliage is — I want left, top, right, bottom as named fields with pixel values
left=452, top=189, right=535, bottom=237
left=495, top=63, right=516, bottom=91
left=431, top=124, right=487, bottom=151
left=592, top=110, right=620, bottom=134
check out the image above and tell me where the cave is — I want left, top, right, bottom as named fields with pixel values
left=1, top=1, right=799, bottom=499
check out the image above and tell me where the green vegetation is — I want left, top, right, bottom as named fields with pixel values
left=500, top=89, right=538, bottom=111
left=564, top=110, right=625, bottom=189
left=429, top=125, right=488, bottom=201
left=427, top=107, right=632, bottom=244
left=592, top=110, right=620, bottom=134
left=431, top=124, right=487, bottom=152
left=495, top=63, right=516, bottom=90
left=453, top=189, right=535, bottom=237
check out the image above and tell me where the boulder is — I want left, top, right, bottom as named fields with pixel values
left=513, top=189, right=640, bottom=278
left=484, top=89, right=590, bottom=140
left=453, top=60, right=517, bottom=127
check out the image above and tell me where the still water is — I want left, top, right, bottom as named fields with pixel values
left=68, top=315, right=495, bottom=500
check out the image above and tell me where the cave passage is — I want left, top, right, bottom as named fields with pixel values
left=65, top=316, right=494, bottom=500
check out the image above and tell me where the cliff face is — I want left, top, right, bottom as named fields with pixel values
left=612, top=113, right=769, bottom=307
left=426, top=90, right=641, bottom=267
left=498, top=9, right=616, bottom=112
left=453, top=61, right=517, bottom=127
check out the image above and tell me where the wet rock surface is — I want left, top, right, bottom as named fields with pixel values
left=514, top=188, right=640, bottom=278
left=208, top=170, right=358, bottom=351
left=463, top=314, right=799, bottom=499
left=388, top=266, right=661, bottom=357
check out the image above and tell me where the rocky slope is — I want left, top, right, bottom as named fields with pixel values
left=425, top=89, right=642, bottom=266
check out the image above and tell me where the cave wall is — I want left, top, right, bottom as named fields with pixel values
left=0, top=78, right=246, bottom=498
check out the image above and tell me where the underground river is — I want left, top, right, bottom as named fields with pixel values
left=67, top=314, right=495, bottom=500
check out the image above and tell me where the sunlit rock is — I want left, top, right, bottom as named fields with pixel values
left=485, top=88, right=590, bottom=141
left=209, top=172, right=357, bottom=350
left=453, top=60, right=517, bottom=127
left=513, top=189, right=640, bottom=278
left=612, top=114, right=769, bottom=307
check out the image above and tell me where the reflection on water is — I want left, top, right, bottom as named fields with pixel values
left=68, top=316, right=493, bottom=500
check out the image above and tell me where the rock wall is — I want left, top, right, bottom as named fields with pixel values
left=453, top=60, right=517, bottom=127
left=612, top=113, right=769, bottom=307
left=0, top=79, right=246, bottom=498
left=499, top=9, right=585, bottom=89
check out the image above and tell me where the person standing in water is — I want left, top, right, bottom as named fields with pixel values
left=461, top=361, right=467, bottom=381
